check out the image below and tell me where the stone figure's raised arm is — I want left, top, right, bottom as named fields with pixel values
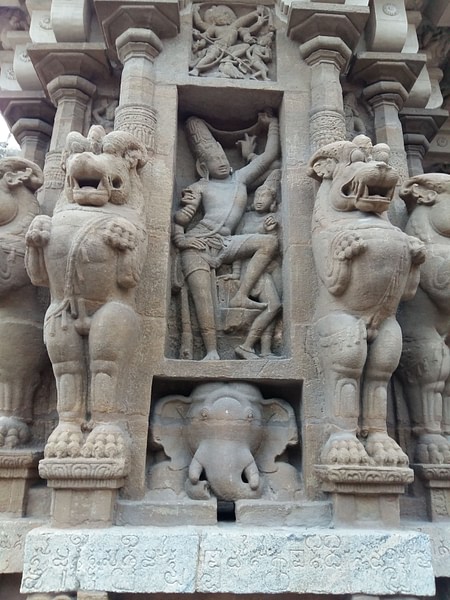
left=238, top=113, right=279, bottom=186
left=192, top=4, right=208, bottom=33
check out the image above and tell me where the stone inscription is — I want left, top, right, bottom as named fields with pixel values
left=21, top=528, right=434, bottom=596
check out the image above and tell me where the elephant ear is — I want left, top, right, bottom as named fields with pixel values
left=256, top=399, right=299, bottom=473
left=150, top=395, right=192, bottom=470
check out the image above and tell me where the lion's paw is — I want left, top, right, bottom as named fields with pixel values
left=364, top=432, right=409, bottom=466
left=44, top=423, right=83, bottom=458
left=415, top=434, right=450, bottom=465
left=81, top=424, right=127, bottom=459
left=25, top=215, right=52, bottom=248
left=321, top=432, right=374, bottom=466
left=0, top=416, right=30, bottom=448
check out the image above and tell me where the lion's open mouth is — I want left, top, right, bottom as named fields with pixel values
left=70, top=174, right=110, bottom=206
left=341, top=169, right=397, bottom=213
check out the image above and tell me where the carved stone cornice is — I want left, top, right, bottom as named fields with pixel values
left=287, top=2, right=369, bottom=52
left=93, top=0, right=180, bottom=53
left=27, top=44, right=110, bottom=92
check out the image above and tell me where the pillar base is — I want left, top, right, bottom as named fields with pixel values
left=414, top=464, right=450, bottom=521
left=317, top=465, right=413, bottom=527
left=0, top=449, right=42, bottom=517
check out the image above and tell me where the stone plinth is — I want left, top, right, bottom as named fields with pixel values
left=414, top=465, right=450, bottom=522
left=39, top=458, right=127, bottom=527
left=317, top=465, right=414, bottom=528
left=21, top=526, right=435, bottom=596
left=0, top=451, right=42, bottom=517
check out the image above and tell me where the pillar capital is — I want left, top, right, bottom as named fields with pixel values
left=299, top=36, right=352, bottom=72
left=94, top=0, right=179, bottom=53
left=47, top=75, right=96, bottom=106
left=116, top=28, right=163, bottom=65
left=287, top=3, right=369, bottom=51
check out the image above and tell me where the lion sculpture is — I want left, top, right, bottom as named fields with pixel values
left=398, top=173, right=450, bottom=465
left=0, top=157, right=47, bottom=448
left=308, top=136, right=425, bottom=468
left=25, top=126, right=148, bottom=461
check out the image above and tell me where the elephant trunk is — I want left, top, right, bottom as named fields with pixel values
left=187, top=440, right=263, bottom=501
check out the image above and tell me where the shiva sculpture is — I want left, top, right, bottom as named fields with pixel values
left=149, top=382, right=300, bottom=501
left=308, top=136, right=426, bottom=468
left=398, top=173, right=450, bottom=464
left=0, top=157, right=47, bottom=447
left=172, top=112, right=279, bottom=360
left=25, top=126, right=148, bottom=461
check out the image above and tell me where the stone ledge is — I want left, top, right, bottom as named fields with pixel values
left=21, top=526, right=435, bottom=596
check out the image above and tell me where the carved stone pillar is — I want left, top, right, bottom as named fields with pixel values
left=115, top=28, right=162, bottom=154
left=11, top=118, right=52, bottom=168
left=287, top=4, right=369, bottom=151
left=40, top=75, right=95, bottom=215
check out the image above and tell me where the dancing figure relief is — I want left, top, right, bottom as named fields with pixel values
left=308, top=136, right=425, bottom=469
left=25, top=126, right=148, bottom=461
left=172, top=112, right=280, bottom=360
left=190, top=4, right=275, bottom=80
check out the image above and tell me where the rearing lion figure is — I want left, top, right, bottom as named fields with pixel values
left=398, top=173, right=450, bottom=465
left=25, top=126, right=148, bottom=461
left=308, top=136, right=425, bottom=468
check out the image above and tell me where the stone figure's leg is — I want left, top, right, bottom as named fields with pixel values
left=401, top=331, right=450, bottom=464
left=82, top=301, right=140, bottom=459
left=362, top=317, right=408, bottom=466
left=225, top=234, right=278, bottom=310
left=186, top=269, right=220, bottom=360
left=235, top=274, right=281, bottom=359
left=316, top=313, right=371, bottom=465
left=44, top=318, right=85, bottom=458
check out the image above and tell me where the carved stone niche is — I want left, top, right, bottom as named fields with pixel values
left=25, top=126, right=148, bottom=527
left=0, top=156, right=49, bottom=517
left=397, top=173, right=450, bottom=521
left=308, top=136, right=425, bottom=526
left=189, top=4, right=276, bottom=81
left=147, top=381, right=301, bottom=524
left=169, top=110, right=283, bottom=361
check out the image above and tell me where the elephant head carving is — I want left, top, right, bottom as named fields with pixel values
left=150, top=382, right=299, bottom=501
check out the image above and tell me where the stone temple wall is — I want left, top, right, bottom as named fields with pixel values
left=0, top=0, right=449, bottom=598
